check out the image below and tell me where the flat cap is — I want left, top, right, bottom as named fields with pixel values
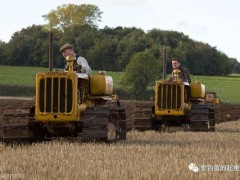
left=59, top=44, right=73, bottom=53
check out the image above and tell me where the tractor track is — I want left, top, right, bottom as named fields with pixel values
left=1, top=97, right=240, bottom=132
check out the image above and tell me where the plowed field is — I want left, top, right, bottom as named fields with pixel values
left=1, top=97, right=240, bottom=130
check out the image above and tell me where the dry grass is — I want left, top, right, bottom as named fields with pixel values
left=1, top=121, right=240, bottom=180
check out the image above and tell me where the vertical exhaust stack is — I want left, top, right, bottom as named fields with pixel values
left=49, top=31, right=53, bottom=71
left=162, top=48, right=167, bottom=80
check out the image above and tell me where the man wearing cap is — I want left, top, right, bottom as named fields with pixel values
left=59, top=44, right=92, bottom=75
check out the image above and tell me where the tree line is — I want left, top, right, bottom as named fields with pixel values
left=0, top=4, right=240, bottom=76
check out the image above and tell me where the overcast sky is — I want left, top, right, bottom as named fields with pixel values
left=0, top=0, right=239, bottom=61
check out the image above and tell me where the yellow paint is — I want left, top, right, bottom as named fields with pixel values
left=90, top=74, right=113, bottom=95
left=35, top=71, right=80, bottom=122
left=190, top=81, right=205, bottom=98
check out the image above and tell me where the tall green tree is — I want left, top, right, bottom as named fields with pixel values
left=121, top=50, right=161, bottom=99
left=87, top=36, right=119, bottom=71
left=42, top=4, right=102, bottom=32
left=3, top=25, right=62, bottom=67
left=116, top=29, right=150, bottom=70
left=232, top=58, right=240, bottom=73
left=59, top=24, right=98, bottom=55
left=0, top=41, right=6, bottom=65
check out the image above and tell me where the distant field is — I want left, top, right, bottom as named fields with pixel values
left=0, top=66, right=123, bottom=88
left=191, top=75, right=240, bottom=103
left=0, top=66, right=46, bottom=87
left=0, top=65, right=240, bottom=103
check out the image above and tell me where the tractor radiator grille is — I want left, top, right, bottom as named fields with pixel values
left=39, top=77, right=73, bottom=113
left=157, top=84, right=182, bottom=110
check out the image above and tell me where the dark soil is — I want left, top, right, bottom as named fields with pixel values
left=0, top=97, right=240, bottom=130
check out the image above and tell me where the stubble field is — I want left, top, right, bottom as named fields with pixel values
left=0, top=97, right=240, bottom=179
left=1, top=120, right=240, bottom=180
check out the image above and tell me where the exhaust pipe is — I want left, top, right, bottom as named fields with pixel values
left=162, top=48, right=167, bottom=80
left=49, top=31, right=53, bottom=71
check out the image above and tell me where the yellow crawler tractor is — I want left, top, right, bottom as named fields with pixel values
left=0, top=56, right=126, bottom=143
left=134, top=60, right=219, bottom=132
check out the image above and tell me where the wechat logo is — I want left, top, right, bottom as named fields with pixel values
left=188, top=163, right=199, bottom=172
